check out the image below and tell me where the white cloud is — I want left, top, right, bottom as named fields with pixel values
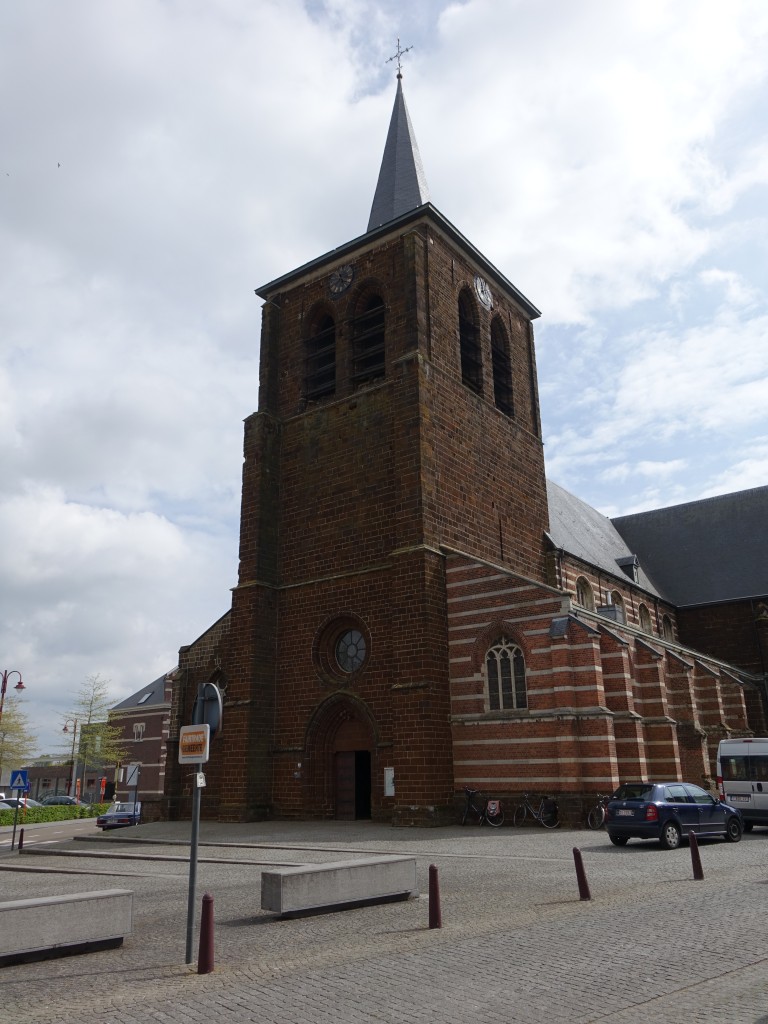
left=1, top=0, right=767, bottom=755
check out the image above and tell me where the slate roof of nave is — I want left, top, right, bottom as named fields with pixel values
left=546, top=480, right=662, bottom=598
left=547, top=479, right=768, bottom=609
left=612, top=485, right=768, bottom=607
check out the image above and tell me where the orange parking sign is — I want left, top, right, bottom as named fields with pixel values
left=179, top=724, right=210, bottom=764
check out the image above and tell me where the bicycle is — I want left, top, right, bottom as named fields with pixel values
left=461, top=788, right=505, bottom=827
left=586, top=794, right=610, bottom=830
left=513, top=792, right=559, bottom=828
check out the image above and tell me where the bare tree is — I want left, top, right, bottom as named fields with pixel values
left=63, top=674, right=127, bottom=799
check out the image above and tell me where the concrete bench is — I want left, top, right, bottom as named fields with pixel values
left=261, top=855, right=418, bottom=916
left=0, top=889, right=133, bottom=964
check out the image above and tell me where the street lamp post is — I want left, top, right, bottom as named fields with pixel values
left=62, top=719, right=79, bottom=797
left=0, top=669, right=25, bottom=724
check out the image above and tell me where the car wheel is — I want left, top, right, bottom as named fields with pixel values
left=725, top=816, right=743, bottom=843
left=743, top=821, right=754, bottom=833
left=609, top=834, right=629, bottom=846
left=659, top=820, right=682, bottom=850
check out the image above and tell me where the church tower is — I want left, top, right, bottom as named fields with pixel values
left=173, top=67, right=550, bottom=824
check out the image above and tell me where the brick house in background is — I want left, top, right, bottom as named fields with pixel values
left=163, top=74, right=768, bottom=825
left=110, top=671, right=174, bottom=810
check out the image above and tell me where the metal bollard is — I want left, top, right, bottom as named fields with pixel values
left=18, top=828, right=24, bottom=853
left=428, top=864, right=442, bottom=928
left=572, top=847, right=592, bottom=901
left=197, top=892, right=215, bottom=974
left=689, top=831, right=704, bottom=880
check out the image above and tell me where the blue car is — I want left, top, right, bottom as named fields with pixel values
left=605, top=782, right=743, bottom=849
left=96, top=801, right=141, bottom=830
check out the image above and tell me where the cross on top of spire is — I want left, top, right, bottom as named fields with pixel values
left=386, top=37, right=413, bottom=79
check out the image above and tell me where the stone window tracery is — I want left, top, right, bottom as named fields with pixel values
left=485, top=636, right=527, bottom=711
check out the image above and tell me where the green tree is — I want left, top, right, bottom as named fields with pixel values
left=64, top=674, right=128, bottom=797
left=0, top=697, right=38, bottom=778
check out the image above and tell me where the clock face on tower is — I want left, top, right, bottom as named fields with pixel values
left=474, top=274, right=493, bottom=310
left=329, top=264, right=354, bottom=297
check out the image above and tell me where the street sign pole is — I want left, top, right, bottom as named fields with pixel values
left=185, top=764, right=203, bottom=964
left=181, top=683, right=219, bottom=966
left=9, top=770, right=29, bottom=851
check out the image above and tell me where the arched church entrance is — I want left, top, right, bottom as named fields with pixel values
left=333, top=719, right=372, bottom=820
left=305, top=695, right=376, bottom=820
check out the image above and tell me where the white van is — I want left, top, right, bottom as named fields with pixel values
left=717, top=738, right=768, bottom=831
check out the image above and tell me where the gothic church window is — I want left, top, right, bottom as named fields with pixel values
left=485, top=636, right=527, bottom=711
left=305, top=313, right=336, bottom=400
left=351, top=294, right=385, bottom=387
left=639, top=604, right=653, bottom=633
left=459, top=291, right=483, bottom=395
left=490, top=317, right=514, bottom=416
left=662, top=615, right=674, bottom=641
left=575, top=576, right=595, bottom=611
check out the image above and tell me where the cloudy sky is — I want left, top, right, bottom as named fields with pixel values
left=2, top=0, right=767, bottom=757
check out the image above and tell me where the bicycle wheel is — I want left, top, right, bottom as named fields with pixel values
left=587, top=804, right=604, bottom=830
left=485, top=806, right=505, bottom=827
left=513, top=803, right=527, bottom=827
left=541, top=799, right=559, bottom=829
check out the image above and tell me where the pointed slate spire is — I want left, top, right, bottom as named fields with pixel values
left=367, top=74, right=430, bottom=232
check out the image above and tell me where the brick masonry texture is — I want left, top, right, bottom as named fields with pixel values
left=164, top=209, right=765, bottom=827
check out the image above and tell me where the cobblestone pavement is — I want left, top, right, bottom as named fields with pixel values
left=2, top=819, right=768, bottom=1023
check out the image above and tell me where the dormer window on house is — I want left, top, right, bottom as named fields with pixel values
left=351, top=295, right=385, bottom=387
left=491, top=317, right=514, bottom=416
left=305, top=313, right=336, bottom=400
left=458, top=291, right=482, bottom=395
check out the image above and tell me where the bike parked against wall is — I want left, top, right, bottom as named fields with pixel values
left=513, top=792, right=559, bottom=828
left=586, top=794, right=610, bottom=830
left=462, top=788, right=505, bottom=827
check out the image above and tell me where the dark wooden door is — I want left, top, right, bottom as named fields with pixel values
left=335, top=751, right=356, bottom=820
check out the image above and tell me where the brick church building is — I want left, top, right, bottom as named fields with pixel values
left=164, top=72, right=768, bottom=825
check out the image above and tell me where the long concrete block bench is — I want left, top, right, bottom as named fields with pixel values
left=261, top=855, right=418, bottom=916
left=0, top=889, right=133, bottom=965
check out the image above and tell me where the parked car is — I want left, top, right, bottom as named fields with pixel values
left=605, top=782, right=743, bottom=849
left=0, top=797, right=42, bottom=809
left=39, top=794, right=80, bottom=806
left=96, top=801, right=141, bottom=830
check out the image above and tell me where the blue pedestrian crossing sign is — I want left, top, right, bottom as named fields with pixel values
left=10, top=769, right=29, bottom=791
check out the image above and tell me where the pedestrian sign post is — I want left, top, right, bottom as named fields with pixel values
left=9, top=770, right=28, bottom=791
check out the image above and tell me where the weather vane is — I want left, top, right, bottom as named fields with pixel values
left=386, top=37, right=413, bottom=79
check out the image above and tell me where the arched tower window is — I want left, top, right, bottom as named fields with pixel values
left=575, top=577, right=595, bottom=611
left=662, top=614, right=674, bottom=641
left=306, top=313, right=336, bottom=400
left=639, top=604, right=653, bottom=633
left=491, top=317, right=513, bottom=416
left=485, top=636, right=527, bottom=711
left=351, top=294, right=385, bottom=387
left=459, top=291, right=482, bottom=395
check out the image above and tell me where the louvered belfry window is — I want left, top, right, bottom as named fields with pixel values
left=491, top=318, right=514, bottom=416
left=306, top=314, right=336, bottom=400
left=459, top=292, right=482, bottom=394
left=351, top=295, right=385, bottom=387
